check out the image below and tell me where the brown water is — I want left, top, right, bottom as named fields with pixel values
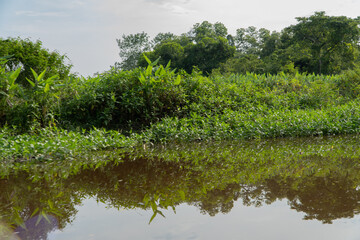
left=1, top=136, right=360, bottom=239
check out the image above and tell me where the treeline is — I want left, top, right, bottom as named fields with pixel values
left=117, top=11, right=360, bottom=75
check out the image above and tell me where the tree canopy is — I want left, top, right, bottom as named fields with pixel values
left=117, top=12, right=360, bottom=75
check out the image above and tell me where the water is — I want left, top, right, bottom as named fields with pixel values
left=2, top=135, right=360, bottom=239
left=47, top=199, right=360, bottom=240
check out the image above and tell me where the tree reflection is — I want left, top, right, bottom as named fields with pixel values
left=2, top=137, right=360, bottom=238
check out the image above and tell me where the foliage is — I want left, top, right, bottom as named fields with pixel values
left=3, top=51, right=360, bottom=140
left=145, top=99, right=360, bottom=142
left=0, top=59, right=21, bottom=123
left=0, top=37, right=72, bottom=86
left=0, top=65, right=62, bottom=130
left=133, top=21, right=236, bottom=75
left=0, top=126, right=134, bottom=163
left=182, top=36, right=235, bottom=74
left=336, top=64, right=360, bottom=98
left=116, top=32, right=151, bottom=70
left=138, top=41, right=185, bottom=69
left=59, top=57, right=186, bottom=130
left=288, top=11, right=360, bottom=74
left=119, top=12, right=360, bottom=75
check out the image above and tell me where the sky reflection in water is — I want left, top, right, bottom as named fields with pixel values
left=2, top=135, right=360, bottom=239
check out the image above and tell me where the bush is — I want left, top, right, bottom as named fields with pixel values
left=59, top=60, right=187, bottom=130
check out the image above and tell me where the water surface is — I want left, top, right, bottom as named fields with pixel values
left=1, top=135, right=360, bottom=239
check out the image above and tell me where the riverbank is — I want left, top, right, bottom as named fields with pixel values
left=2, top=62, right=360, bottom=162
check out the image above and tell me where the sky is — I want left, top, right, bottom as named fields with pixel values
left=1, top=0, right=360, bottom=76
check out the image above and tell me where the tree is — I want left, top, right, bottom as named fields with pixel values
left=116, top=32, right=151, bottom=70
left=234, top=26, right=278, bottom=57
left=189, top=21, right=229, bottom=42
left=0, top=37, right=72, bottom=86
left=139, top=41, right=185, bottom=68
left=152, top=32, right=177, bottom=46
left=137, top=21, right=235, bottom=74
left=183, top=36, right=235, bottom=74
left=287, top=11, right=360, bottom=74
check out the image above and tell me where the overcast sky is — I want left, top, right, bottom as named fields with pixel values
left=1, top=0, right=360, bottom=76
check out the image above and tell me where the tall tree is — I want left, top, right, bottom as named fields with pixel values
left=138, top=21, right=235, bottom=74
left=288, top=11, right=360, bottom=74
left=116, top=32, right=151, bottom=70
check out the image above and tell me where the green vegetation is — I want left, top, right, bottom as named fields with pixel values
left=2, top=11, right=360, bottom=238
left=2, top=52, right=360, bottom=160
left=1, top=11, right=360, bottom=161
left=118, top=12, right=360, bottom=75
left=0, top=37, right=72, bottom=86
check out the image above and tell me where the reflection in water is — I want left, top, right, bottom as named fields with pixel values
left=14, top=214, right=58, bottom=240
left=1, top=135, right=360, bottom=238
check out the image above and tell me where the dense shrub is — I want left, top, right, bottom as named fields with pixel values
left=59, top=62, right=187, bottom=130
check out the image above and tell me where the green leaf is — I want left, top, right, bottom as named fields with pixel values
left=150, top=201, right=157, bottom=212
left=143, top=194, right=150, bottom=207
left=26, top=78, right=36, bottom=87
left=35, top=214, right=43, bottom=226
left=0, top=91, right=8, bottom=97
left=146, top=65, right=153, bottom=77
left=37, top=69, right=47, bottom=83
left=30, top=68, right=39, bottom=80
left=151, top=57, right=161, bottom=66
left=0, top=55, right=14, bottom=60
left=41, top=211, right=51, bottom=224
left=139, top=73, right=146, bottom=85
left=8, top=67, right=21, bottom=85
left=143, top=54, right=152, bottom=65
left=148, top=211, right=157, bottom=224
left=44, top=83, right=50, bottom=93
left=46, top=74, right=59, bottom=84
left=165, top=60, right=171, bottom=70
left=157, top=210, right=165, bottom=218
left=9, top=84, right=18, bottom=92
left=30, top=208, right=40, bottom=218
left=170, top=69, right=176, bottom=76
left=155, top=66, right=163, bottom=76
left=174, top=75, right=181, bottom=85
left=47, top=200, right=54, bottom=209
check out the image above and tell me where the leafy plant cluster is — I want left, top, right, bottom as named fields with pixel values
left=59, top=56, right=186, bottom=130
